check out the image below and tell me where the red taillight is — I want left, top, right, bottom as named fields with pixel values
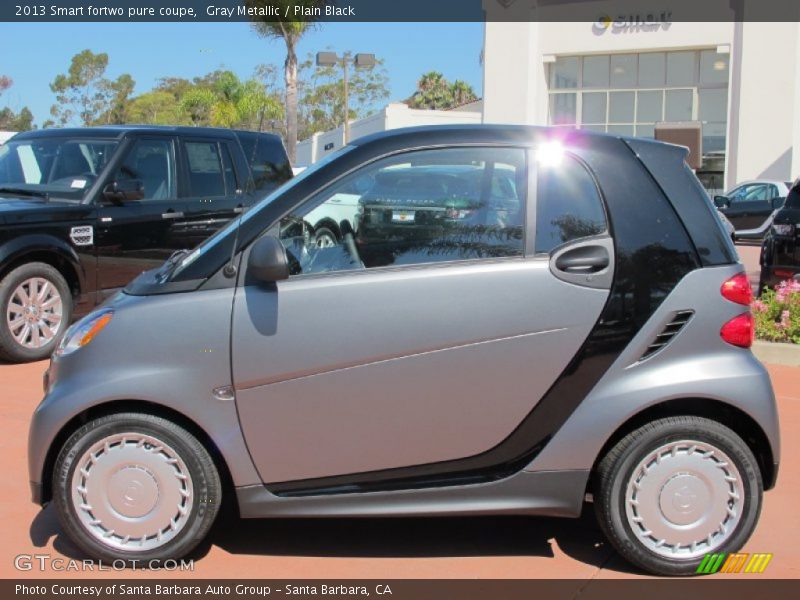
left=720, top=313, right=754, bottom=348
left=774, top=269, right=795, bottom=279
left=721, top=273, right=752, bottom=306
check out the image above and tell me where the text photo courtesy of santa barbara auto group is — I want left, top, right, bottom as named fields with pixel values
left=1, top=1, right=800, bottom=598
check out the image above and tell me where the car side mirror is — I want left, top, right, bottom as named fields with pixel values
left=772, top=196, right=786, bottom=210
left=248, top=235, right=289, bottom=283
left=713, top=195, right=730, bottom=209
left=103, top=179, right=144, bottom=204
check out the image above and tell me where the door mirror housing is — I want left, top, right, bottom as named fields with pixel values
left=103, top=179, right=145, bottom=204
left=248, top=235, right=290, bottom=283
left=772, top=196, right=786, bottom=210
left=713, top=195, right=730, bottom=209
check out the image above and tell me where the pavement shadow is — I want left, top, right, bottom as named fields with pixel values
left=29, top=502, right=644, bottom=575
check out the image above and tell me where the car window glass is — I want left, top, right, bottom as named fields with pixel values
left=277, top=147, right=526, bottom=276
left=114, top=139, right=176, bottom=201
left=220, top=144, right=238, bottom=196
left=729, top=184, right=767, bottom=203
left=186, top=142, right=226, bottom=197
left=535, top=154, right=607, bottom=254
left=238, top=134, right=292, bottom=190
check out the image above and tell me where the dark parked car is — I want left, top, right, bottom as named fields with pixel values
left=714, top=180, right=792, bottom=241
left=759, top=178, right=800, bottom=291
left=30, top=126, right=778, bottom=577
left=0, top=126, right=291, bottom=361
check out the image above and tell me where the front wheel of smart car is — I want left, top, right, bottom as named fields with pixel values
left=53, top=413, right=221, bottom=563
left=594, top=416, right=762, bottom=576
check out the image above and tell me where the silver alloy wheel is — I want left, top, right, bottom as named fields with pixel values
left=314, top=231, right=337, bottom=248
left=6, top=277, right=63, bottom=349
left=625, top=440, right=745, bottom=560
left=71, top=432, right=194, bottom=552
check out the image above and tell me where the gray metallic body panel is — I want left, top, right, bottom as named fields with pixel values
left=235, top=469, right=589, bottom=519
left=232, top=258, right=609, bottom=483
left=524, top=264, right=781, bottom=473
left=28, top=289, right=264, bottom=489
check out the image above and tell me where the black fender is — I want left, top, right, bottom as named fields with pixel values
left=0, top=234, right=88, bottom=294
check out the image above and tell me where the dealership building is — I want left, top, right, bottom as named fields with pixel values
left=482, top=4, right=800, bottom=191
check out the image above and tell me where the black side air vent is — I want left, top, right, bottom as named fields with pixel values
left=639, top=310, right=695, bottom=361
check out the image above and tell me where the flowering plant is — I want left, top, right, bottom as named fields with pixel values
left=752, top=279, right=800, bottom=344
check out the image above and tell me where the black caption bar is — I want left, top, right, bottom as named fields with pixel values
left=2, top=0, right=800, bottom=23
left=6, top=579, right=800, bottom=600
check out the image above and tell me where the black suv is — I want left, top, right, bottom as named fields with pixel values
left=0, top=126, right=291, bottom=362
left=759, top=178, right=800, bottom=291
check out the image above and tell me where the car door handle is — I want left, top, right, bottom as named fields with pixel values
left=555, top=246, right=610, bottom=273
left=234, top=204, right=245, bottom=214
left=162, top=211, right=184, bottom=220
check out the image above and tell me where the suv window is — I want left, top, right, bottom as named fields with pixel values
left=185, top=141, right=227, bottom=197
left=535, top=154, right=607, bottom=254
left=115, top=139, right=176, bottom=201
left=237, top=132, right=292, bottom=191
left=278, top=147, right=526, bottom=276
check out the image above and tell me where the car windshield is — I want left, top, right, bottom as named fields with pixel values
left=169, top=145, right=354, bottom=280
left=0, top=137, right=118, bottom=200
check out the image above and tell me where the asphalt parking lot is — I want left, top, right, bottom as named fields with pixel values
left=0, top=244, right=797, bottom=581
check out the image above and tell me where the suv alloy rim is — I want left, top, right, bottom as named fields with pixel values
left=624, top=440, right=745, bottom=560
left=71, top=432, right=194, bottom=552
left=6, top=277, right=63, bottom=348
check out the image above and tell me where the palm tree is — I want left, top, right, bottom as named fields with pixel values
left=247, top=0, right=324, bottom=163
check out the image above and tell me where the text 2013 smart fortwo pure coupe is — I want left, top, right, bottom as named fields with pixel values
left=28, top=125, right=779, bottom=576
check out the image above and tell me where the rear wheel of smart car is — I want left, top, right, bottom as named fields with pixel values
left=0, top=261, right=72, bottom=363
left=594, top=416, right=762, bottom=576
left=53, top=413, right=221, bottom=563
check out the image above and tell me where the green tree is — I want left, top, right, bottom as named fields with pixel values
left=0, top=76, right=35, bottom=131
left=247, top=0, right=326, bottom=163
left=296, top=52, right=390, bottom=140
left=127, top=91, right=187, bottom=125
left=407, top=72, right=478, bottom=111
left=49, top=50, right=135, bottom=126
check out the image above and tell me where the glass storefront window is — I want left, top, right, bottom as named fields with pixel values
left=638, top=52, right=666, bottom=87
left=699, top=88, right=728, bottom=122
left=665, top=89, right=693, bottom=121
left=637, top=90, right=663, bottom=122
left=609, top=91, right=635, bottom=123
left=550, top=57, right=579, bottom=88
left=550, top=93, right=577, bottom=125
left=666, top=51, right=695, bottom=86
left=583, top=55, right=610, bottom=88
left=700, top=50, right=729, bottom=85
left=607, top=124, right=634, bottom=136
left=582, top=92, right=607, bottom=124
left=610, top=54, right=637, bottom=87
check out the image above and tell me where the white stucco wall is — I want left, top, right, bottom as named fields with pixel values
left=482, top=4, right=799, bottom=187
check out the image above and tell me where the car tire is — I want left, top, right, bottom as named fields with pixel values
left=53, top=413, right=222, bottom=564
left=594, top=416, right=762, bottom=576
left=0, top=261, right=72, bottom=363
left=313, top=226, right=339, bottom=249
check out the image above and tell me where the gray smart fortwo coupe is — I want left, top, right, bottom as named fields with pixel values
left=28, top=126, right=779, bottom=576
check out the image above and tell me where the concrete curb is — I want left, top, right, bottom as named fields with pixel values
left=753, top=340, right=800, bottom=367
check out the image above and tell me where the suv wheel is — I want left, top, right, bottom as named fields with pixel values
left=53, top=413, right=222, bottom=563
left=594, top=416, right=762, bottom=576
left=0, top=262, right=72, bottom=363
left=314, top=226, right=339, bottom=249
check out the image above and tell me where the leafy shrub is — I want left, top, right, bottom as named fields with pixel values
left=753, top=279, right=800, bottom=344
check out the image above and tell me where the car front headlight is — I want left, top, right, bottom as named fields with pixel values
left=55, top=310, right=114, bottom=357
left=772, top=223, right=795, bottom=236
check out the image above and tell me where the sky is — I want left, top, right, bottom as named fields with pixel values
left=0, top=21, right=484, bottom=128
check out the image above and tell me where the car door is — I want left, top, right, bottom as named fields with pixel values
left=725, top=183, right=769, bottom=230
left=179, top=137, right=244, bottom=247
left=231, top=145, right=614, bottom=489
left=94, top=135, right=188, bottom=296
